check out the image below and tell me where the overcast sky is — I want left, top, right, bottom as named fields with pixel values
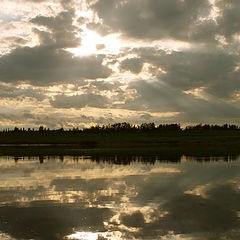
left=0, top=0, right=240, bottom=129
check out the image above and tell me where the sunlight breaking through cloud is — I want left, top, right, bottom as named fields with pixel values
left=66, top=231, right=122, bottom=240
left=0, top=0, right=240, bottom=127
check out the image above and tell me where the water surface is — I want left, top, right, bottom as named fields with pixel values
left=0, top=153, right=239, bottom=240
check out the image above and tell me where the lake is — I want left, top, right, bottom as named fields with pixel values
left=0, top=152, right=239, bottom=240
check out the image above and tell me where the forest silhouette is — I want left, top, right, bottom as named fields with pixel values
left=0, top=123, right=239, bottom=148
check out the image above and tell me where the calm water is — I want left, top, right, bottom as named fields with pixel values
left=0, top=153, right=239, bottom=240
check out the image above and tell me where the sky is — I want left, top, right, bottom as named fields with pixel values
left=0, top=0, right=240, bottom=129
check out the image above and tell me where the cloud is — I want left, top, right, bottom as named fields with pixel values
left=206, top=183, right=240, bottom=212
left=0, top=201, right=113, bottom=240
left=0, top=153, right=239, bottom=239
left=88, top=80, right=123, bottom=92
left=0, top=83, right=46, bottom=100
left=113, top=46, right=240, bottom=123
left=120, top=211, right=145, bottom=228
left=161, top=193, right=238, bottom=233
left=0, top=36, right=28, bottom=47
left=91, top=0, right=240, bottom=45
left=125, top=161, right=240, bottom=206
left=0, top=186, right=46, bottom=204
left=50, top=178, right=109, bottom=192
left=50, top=93, right=111, bottom=109
left=0, top=5, right=112, bottom=87
left=91, top=0, right=215, bottom=42
left=121, top=166, right=240, bottom=239
left=120, top=58, right=144, bottom=74
left=130, top=47, right=240, bottom=97
left=134, top=192, right=238, bottom=239
left=87, top=22, right=111, bottom=36
left=96, top=43, right=106, bottom=50
left=0, top=46, right=111, bottom=85
left=31, top=10, right=80, bottom=48
left=24, top=0, right=50, bottom=2
left=1, top=0, right=240, bottom=127
left=125, top=79, right=240, bottom=121
left=216, top=0, right=240, bottom=41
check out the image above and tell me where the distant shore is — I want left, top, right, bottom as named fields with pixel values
left=0, top=130, right=240, bottom=159
left=0, top=123, right=239, bottom=151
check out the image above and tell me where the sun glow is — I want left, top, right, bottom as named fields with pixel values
left=67, top=232, right=107, bottom=240
left=66, top=231, right=122, bottom=240
left=67, top=30, right=120, bottom=56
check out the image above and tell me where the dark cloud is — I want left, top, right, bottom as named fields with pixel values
left=161, top=193, right=238, bottom=233
left=0, top=201, right=113, bottom=240
left=216, top=0, right=240, bottom=41
left=1, top=0, right=240, bottom=126
left=206, top=183, right=240, bottom=212
left=135, top=193, right=239, bottom=239
left=0, top=186, right=46, bottom=203
left=60, top=0, right=74, bottom=9
left=51, top=178, right=109, bottom=192
left=125, top=162, right=240, bottom=205
left=91, top=0, right=240, bottom=45
left=114, top=46, right=240, bottom=123
left=0, top=112, right=36, bottom=125
left=89, top=80, right=122, bottom=91
left=125, top=80, right=240, bottom=122
left=0, top=110, right=116, bottom=129
left=120, top=211, right=145, bottom=228
left=50, top=93, right=111, bottom=108
left=121, top=171, right=240, bottom=239
left=120, top=58, right=144, bottom=74
left=92, top=0, right=214, bottom=42
left=31, top=10, right=79, bottom=48
left=0, top=46, right=111, bottom=85
left=0, top=83, right=46, bottom=100
left=0, top=7, right=113, bottom=87
left=0, top=155, right=239, bottom=239
left=130, top=47, right=240, bottom=98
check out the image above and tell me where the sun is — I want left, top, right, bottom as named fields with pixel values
left=67, top=29, right=120, bottom=56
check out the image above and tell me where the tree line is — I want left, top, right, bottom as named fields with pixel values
left=1, top=123, right=239, bottom=133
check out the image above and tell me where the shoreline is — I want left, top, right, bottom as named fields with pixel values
left=0, top=142, right=239, bottom=159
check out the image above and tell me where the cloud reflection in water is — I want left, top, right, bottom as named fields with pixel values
left=0, top=155, right=238, bottom=239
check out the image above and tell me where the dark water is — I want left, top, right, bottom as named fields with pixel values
left=0, top=153, right=239, bottom=240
